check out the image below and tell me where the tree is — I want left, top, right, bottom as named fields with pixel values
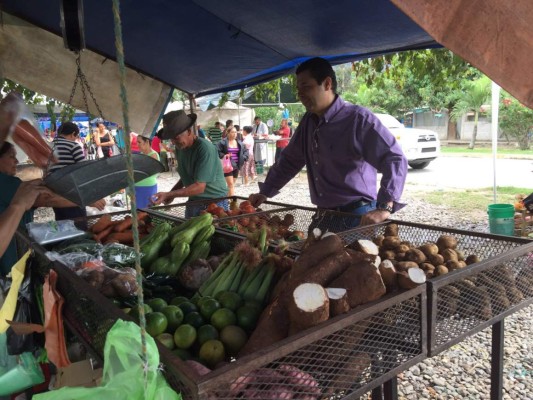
left=351, top=49, right=480, bottom=138
left=450, top=76, right=491, bottom=149
left=498, top=95, right=533, bottom=150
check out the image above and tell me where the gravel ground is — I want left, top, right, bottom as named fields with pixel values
left=34, top=169, right=532, bottom=399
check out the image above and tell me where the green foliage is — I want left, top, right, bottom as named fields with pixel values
left=0, top=79, right=44, bottom=104
left=254, top=107, right=279, bottom=128
left=498, top=95, right=533, bottom=150
left=450, top=77, right=491, bottom=121
left=253, top=80, right=281, bottom=103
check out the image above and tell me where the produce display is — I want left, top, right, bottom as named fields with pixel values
left=367, top=223, right=531, bottom=320
left=205, top=199, right=305, bottom=241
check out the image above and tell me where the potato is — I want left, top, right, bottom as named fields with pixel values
left=396, top=261, right=419, bottom=272
left=434, top=265, right=449, bottom=276
left=405, top=249, right=426, bottom=264
left=428, top=254, right=445, bottom=266
left=465, top=254, right=480, bottom=265
left=445, top=260, right=462, bottom=271
left=419, top=262, right=436, bottom=273
left=397, top=244, right=411, bottom=254
left=418, top=243, right=439, bottom=257
left=441, top=249, right=459, bottom=262
left=379, top=249, right=396, bottom=260
left=384, top=223, right=399, bottom=237
left=373, top=235, right=385, bottom=247
left=382, top=236, right=401, bottom=250
left=436, top=235, right=458, bottom=252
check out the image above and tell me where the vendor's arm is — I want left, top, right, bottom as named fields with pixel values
left=0, top=180, right=46, bottom=257
left=33, top=187, right=104, bottom=209
left=356, top=111, right=408, bottom=225
left=255, top=124, right=306, bottom=201
left=152, top=182, right=206, bottom=205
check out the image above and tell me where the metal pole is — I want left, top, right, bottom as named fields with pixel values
left=189, top=93, right=197, bottom=133
left=491, top=320, right=504, bottom=400
left=384, top=377, right=398, bottom=400
left=491, top=81, right=500, bottom=203
left=371, top=386, right=383, bottom=400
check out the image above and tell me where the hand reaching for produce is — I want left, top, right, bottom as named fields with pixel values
left=359, top=209, right=390, bottom=226
left=248, top=193, right=267, bottom=208
left=89, top=199, right=107, bottom=211
left=151, top=191, right=174, bottom=206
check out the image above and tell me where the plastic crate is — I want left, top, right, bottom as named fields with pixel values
left=335, top=220, right=533, bottom=357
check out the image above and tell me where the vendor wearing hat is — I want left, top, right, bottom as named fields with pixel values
left=151, top=110, right=228, bottom=217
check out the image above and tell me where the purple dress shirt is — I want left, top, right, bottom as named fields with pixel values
left=258, top=96, right=408, bottom=211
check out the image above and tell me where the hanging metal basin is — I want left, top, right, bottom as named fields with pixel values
left=44, top=154, right=164, bottom=207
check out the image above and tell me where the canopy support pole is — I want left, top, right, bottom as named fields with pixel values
left=491, top=81, right=500, bottom=203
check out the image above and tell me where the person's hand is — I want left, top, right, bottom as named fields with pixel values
left=359, top=209, right=391, bottom=226
left=248, top=193, right=267, bottom=208
left=151, top=192, right=174, bottom=206
left=10, top=180, right=46, bottom=211
left=89, top=199, right=106, bottom=211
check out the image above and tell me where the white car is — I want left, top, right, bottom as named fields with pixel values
left=376, top=113, right=441, bottom=170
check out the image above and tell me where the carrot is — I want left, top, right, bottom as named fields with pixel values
left=94, top=225, right=114, bottom=243
left=113, top=216, right=132, bottom=232
left=105, top=231, right=134, bottom=246
left=137, top=211, right=149, bottom=222
left=91, top=214, right=112, bottom=233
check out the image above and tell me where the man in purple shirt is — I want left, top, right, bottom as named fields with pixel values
left=249, top=57, right=408, bottom=228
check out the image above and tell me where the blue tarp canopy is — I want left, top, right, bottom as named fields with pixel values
left=3, top=0, right=439, bottom=97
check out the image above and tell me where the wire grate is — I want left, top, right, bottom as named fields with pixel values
left=334, top=220, right=533, bottom=356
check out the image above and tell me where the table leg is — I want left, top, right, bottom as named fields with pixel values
left=490, top=320, right=504, bottom=400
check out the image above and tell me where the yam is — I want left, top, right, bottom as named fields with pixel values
left=441, top=249, right=458, bottom=262
left=378, top=260, right=397, bottom=291
left=395, top=261, right=419, bottom=272
left=289, top=250, right=352, bottom=289
left=238, top=297, right=290, bottom=356
left=348, top=239, right=379, bottom=255
left=288, top=283, right=329, bottom=334
left=326, top=288, right=350, bottom=316
left=397, top=267, right=426, bottom=290
left=329, top=260, right=386, bottom=308
left=291, top=234, right=345, bottom=278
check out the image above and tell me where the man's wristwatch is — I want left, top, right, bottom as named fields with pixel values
left=376, top=202, right=394, bottom=213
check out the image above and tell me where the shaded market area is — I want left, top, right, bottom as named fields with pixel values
left=0, top=1, right=532, bottom=399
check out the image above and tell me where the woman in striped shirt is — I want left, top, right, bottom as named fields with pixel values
left=49, top=122, right=105, bottom=221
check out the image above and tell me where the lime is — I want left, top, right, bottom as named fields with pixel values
left=174, top=324, right=197, bottom=349
left=236, top=305, right=261, bottom=331
left=161, top=305, right=184, bottom=333
left=197, top=324, right=219, bottom=345
left=184, top=311, right=206, bottom=328
left=196, top=295, right=215, bottom=308
left=199, top=298, right=221, bottom=320
left=216, top=291, right=243, bottom=312
left=199, top=339, right=226, bottom=368
left=147, top=298, right=168, bottom=312
left=156, top=333, right=175, bottom=350
left=170, top=296, right=190, bottom=306
left=210, top=308, right=237, bottom=331
left=128, top=304, right=153, bottom=322
left=219, top=325, right=248, bottom=356
left=172, top=348, right=192, bottom=361
left=178, top=301, right=198, bottom=315
left=146, top=312, right=168, bottom=337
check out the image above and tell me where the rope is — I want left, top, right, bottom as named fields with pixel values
left=111, top=0, right=149, bottom=388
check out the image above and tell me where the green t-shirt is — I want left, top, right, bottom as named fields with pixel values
left=0, top=173, right=33, bottom=275
left=135, top=150, right=160, bottom=187
left=176, top=137, right=228, bottom=201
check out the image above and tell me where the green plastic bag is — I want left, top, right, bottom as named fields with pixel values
left=0, top=333, right=45, bottom=396
left=35, top=320, right=181, bottom=400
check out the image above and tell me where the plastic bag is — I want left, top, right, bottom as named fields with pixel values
left=0, top=333, right=45, bottom=396
left=0, top=92, right=54, bottom=168
left=34, top=320, right=181, bottom=400
left=0, top=250, right=30, bottom=334
left=27, top=220, right=85, bottom=245
left=100, top=243, right=138, bottom=266
left=221, top=155, right=233, bottom=173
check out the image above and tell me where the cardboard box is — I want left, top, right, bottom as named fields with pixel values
left=53, top=359, right=102, bottom=389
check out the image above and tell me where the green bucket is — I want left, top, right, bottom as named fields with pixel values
left=487, top=203, right=515, bottom=236
left=255, top=162, right=264, bottom=175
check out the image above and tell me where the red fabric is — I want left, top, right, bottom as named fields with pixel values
left=151, top=135, right=161, bottom=153
left=276, top=126, right=291, bottom=148
left=130, top=133, right=140, bottom=153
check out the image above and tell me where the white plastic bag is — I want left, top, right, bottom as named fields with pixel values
left=26, top=220, right=85, bottom=245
